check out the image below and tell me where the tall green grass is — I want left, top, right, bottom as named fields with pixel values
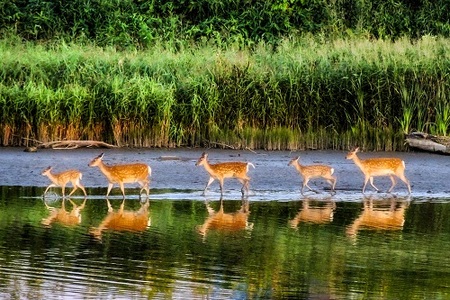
left=1, top=35, right=450, bottom=150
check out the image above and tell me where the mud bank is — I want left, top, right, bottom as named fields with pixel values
left=1, top=147, right=449, bottom=201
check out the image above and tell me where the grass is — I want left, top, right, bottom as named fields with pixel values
left=1, top=35, right=450, bottom=150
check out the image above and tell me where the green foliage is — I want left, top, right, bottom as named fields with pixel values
left=1, top=36, right=450, bottom=150
left=2, top=0, right=450, bottom=47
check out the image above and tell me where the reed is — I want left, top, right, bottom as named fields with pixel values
left=2, top=36, right=450, bottom=150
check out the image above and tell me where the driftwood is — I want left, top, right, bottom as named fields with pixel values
left=26, top=140, right=117, bottom=151
left=405, top=132, right=450, bottom=154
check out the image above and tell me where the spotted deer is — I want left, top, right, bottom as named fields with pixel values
left=88, top=153, right=151, bottom=198
left=195, top=152, right=255, bottom=196
left=345, top=147, right=411, bottom=194
left=42, top=166, right=87, bottom=198
left=288, top=156, right=336, bottom=195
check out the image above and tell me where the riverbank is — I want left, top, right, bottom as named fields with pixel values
left=1, top=147, right=448, bottom=201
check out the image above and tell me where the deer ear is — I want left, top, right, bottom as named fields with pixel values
left=98, top=153, right=104, bottom=159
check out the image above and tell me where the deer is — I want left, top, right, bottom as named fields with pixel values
left=289, top=198, right=336, bottom=228
left=288, top=156, right=336, bottom=195
left=196, top=197, right=253, bottom=238
left=346, top=197, right=409, bottom=237
left=41, top=166, right=87, bottom=198
left=195, top=152, right=255, bottom=196
left=90, top=198, right=150, bottom=240
left=88, top=153, right=151, bottom=198
left=41, top=198, right=87, bottom=227
left=345, top=147, right=411, bottom=194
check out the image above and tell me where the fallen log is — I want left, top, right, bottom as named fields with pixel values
left=37, top=140, right=117, bottom=150
left=405, top=132, right=450, bottom=154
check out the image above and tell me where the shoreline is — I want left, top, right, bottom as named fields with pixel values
left=1, top=147, right=448, bottom=201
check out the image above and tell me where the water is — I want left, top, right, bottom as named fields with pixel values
left=0, top=187, right=449, bottom=299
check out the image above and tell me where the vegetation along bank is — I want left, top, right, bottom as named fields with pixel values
left=1, top=1, right=450, bottom=151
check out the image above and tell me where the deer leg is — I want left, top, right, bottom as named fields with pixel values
left=68, top=186, right=78, bottom=197
left=326, top=179, right=336, bottom=195
left=241, top=196, right=249, bottom=213
left=106, top=183, right=114, bottom=198
left=238, top=178, right=249, bottom=195
left=219, top=178, right=225, bottom=195
left=304, top=179, right=318, bottom=194
left=139, top=186, right=149, bottom=198
left=79, top=197, right=87, bottom=210
left=73, top=179, right=87, bottom=197
left=68, top=198, right=77, bottom=208
left=203, top=177, right=215, bottom=195
left=388, top=175, right=397, bottom=193
left=390, top=198, right=396, bottom=211
left=329, top=176, right=337, bottom=191
left=139, top=180, right=150, bottom=197
left=144, top=180, right=150, bottom=196
left=327, top=176, right=337, bottom=194
left=61, top=185, right=66, bottom=198
left=119, top=182, right=126, bottom=199
left=397, top=174, right=411, bottom=194
left=106, top=198, right=113, bottom=212
left=43, top=184, right=56, bottom=197
left=368, top=177, right=380, bottom=192
left=362, top=177, right=370, bottom=193
left=78, top=184, right=87, bottom=197
left=301, top=182, right=306, bottom=196
left=243, top=179, right=250, bottom=195
left=119, top=199, right=125, bottom=213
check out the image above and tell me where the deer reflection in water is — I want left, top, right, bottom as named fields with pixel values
left=90, top=198, right=150, bottom=239
left=197, top=197, right=253, bottom=239
left=346, top=197, right=409, bottom=237
left=289, top=198, right=336, bottom=228
left=42, top=198, right=87, bottom=227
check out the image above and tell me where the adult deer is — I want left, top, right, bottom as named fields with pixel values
left=195, top=152, right=255, bottom=196
left=90, top=198, right=150, bottom=240
left=345, top=147, right=411, bottom=194
left=41, top=166, right=87, bottom=198
left=88, top=153, right=151, bottom=198
left=41, top=198, right=87, bottom=227
left=288, top=156, right=336, bottom=195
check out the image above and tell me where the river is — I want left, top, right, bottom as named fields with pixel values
left=0, top=147, right=449, bottom=299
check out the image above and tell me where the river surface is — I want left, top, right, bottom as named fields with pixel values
left=0, top=147, right=450, bottom=299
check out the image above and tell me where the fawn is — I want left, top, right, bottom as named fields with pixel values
left=195, top=152, right=255, bottom=196
left=41, top=166, right=87, bottom=198
left=288, top=156, right=336, bottom=195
